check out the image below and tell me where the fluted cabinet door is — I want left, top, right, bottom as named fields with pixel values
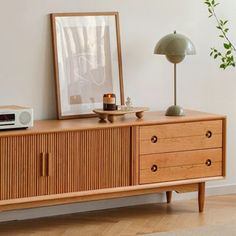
left=47, top=128, right=131, bottom=194
left=0, top=135, right=27, bottom=200
left=72, top=127, right=131, bottom=191
left=0, top=134, right=49, bottom=200
left=0, top=127, right=131, bottom=200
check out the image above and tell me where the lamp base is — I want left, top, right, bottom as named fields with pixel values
left=165, top=105, right=184, bottom=116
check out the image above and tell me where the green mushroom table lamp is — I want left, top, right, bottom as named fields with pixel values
left=154, top=31, right=196, bottom=116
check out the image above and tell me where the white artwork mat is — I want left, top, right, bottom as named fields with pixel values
left=55, top=15, right=121, bottom=116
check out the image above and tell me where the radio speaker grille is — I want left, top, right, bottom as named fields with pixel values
left=19, top=111, right=31, bottom=125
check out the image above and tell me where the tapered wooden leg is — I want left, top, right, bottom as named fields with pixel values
left=166, top=191, right=172, bottom=204
left=198, top=182, right=205, bottom=213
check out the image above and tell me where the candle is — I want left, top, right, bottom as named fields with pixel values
left=103, top=94, right=117, bottom=111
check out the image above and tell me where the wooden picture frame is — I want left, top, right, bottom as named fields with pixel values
left=51, top=12, right=124, bottom=119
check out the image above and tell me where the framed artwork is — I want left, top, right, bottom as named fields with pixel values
left=51, top=12, right=124, bottom=119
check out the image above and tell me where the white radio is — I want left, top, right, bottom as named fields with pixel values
left=0, top=106, right=33, bottom=130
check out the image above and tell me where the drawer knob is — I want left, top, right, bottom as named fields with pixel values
left=151, top=136, right=158, bottom=143
left=205, top=159, right=212, bottom=167
left=151, top=164, right=158, bottom=172
left=206, top=130, right=212, bottom=138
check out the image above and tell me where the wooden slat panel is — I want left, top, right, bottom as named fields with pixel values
left=1, top=137, right=7, bottom=200
left=28, top=135, right=36, bottom=198
left=0, top=134, right=54, bottom=199
left=0, top=127, right=131, bottom=201
left=69, top=128, right=131, bottom=192
left=1, top=137, right=23, bottom=200
left=140, top=149, right=223, bottom=184
left=38, top=134, right=50, bottom=196
left=47, top=132, right=67, bottom=195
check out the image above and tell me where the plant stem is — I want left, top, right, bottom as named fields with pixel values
left=210, top=5, right=236, bottom=51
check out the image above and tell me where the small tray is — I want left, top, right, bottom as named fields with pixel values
left=93, top=107, right=149, bottom=123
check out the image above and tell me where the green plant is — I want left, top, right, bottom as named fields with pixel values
left=204, top=0, right=236, bottom=69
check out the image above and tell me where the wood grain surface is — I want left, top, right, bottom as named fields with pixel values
left=0, top=110, right=225, bottom=137
left=0, top=128, right=131, bottom=201
left=140, top=149, right=222, bottom=184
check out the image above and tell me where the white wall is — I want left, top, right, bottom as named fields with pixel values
left=0, top=0, right=236, bottom=221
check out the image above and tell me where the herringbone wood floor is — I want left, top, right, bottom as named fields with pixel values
left=0, top=194, right=236, bottom=236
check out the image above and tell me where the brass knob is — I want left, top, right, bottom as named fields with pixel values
left=151, top=164, right=158, bottom=172
left=205, top=159, right=212, bottom=167
left=206, top=130, right=212, bottom=138
left=151, top=136, right=158, bottom=143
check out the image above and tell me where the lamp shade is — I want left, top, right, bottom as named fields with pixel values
left=154, top=32, right=196, bottom=63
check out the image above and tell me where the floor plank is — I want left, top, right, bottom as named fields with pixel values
left=0, top=194, right=236, bottom=236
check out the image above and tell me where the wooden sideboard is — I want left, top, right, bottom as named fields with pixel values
left=0, top=110, right=226, bottom=213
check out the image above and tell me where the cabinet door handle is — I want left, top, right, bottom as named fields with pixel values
left=40, top=152, right=47, bottom=177
left=47, top=152, right=52, bottom=176
left=206, top=130, right=212, bottom=138
left=151, top=136, right=158, bottom=143
left=151, top=164, right=158, bottom=172
left=205, top=159, right=212, bottom=167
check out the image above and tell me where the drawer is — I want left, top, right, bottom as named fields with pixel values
left=140, top=120, right=222, bottom=155
left=139, top=148, right=223, bottom=184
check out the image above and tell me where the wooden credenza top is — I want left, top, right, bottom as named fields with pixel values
left=0, top=110, right=226, bottom=137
